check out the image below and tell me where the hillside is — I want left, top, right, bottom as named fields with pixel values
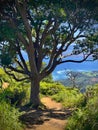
left=59, top=71, right=98, bottom=92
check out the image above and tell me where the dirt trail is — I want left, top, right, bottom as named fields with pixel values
left=42, top=97, right=62, bottom=110
left=22, top=97, right=71, bottom=130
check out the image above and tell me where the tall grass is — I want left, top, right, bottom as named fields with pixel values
left=0, top=101, right=24, bottom=130
left=66, top=84, right=98, bottom=130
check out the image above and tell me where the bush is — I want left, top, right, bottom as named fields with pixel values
left=52, top=88, right=83, bottom=108
left=0, top=101, right=24, bottom=130
left=66, top=108, right=92, bottom=130
left=66, top=84, right=98, bottom=130
left=40, top=82, right=65, bottom=96
left=40, top=81, right=83, bottom=108
left=0, top=86, right=28, bottom=106
left=66, top=101, right=98, bottom=130
left=0, top=68, right=12, bottom=83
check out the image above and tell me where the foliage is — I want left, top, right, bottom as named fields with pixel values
left=42, top=74, right=53, bottom=83
left=0, top=87, right=26, bottom=106
left=8, top=81, right=30, bottom=105
left=0, top=68, right=11, bottom=83
left=52, top=88, right=83, bottom=108
left=66, top=84, right=98, bottom=130
left=40, top=82, right=65, bottom=95
left=0, top=0, right=98, bottom=106
left=0, top=0, right=98, bottom=81
left=0, top=68, right=30, bottom=106
left=0, top=101, right=24, bottom=130
left=40, top=81, right=83, bottom=108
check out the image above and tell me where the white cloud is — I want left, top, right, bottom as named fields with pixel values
left=53, top=75, right=59, bottom=80
left=56, top=70, right=65, bottom=74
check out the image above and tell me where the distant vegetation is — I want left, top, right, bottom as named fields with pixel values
left=59, top=71, right=98, bottom=92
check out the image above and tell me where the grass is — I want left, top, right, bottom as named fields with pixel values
left=0, top=101, right=24, bottom=130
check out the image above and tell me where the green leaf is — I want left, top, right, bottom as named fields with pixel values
left=0, top=53, right=12, bottom=66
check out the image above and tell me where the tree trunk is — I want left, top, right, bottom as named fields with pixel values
left=30, top=78, right=40, bottom=108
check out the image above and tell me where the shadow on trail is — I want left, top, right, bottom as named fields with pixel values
left=20, top=107, right=72, bottom=129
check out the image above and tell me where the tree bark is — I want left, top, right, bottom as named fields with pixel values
left=30, top=78, right=40, bottom=108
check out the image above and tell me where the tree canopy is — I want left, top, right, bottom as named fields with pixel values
left=0, top=0, right=98, bottom=107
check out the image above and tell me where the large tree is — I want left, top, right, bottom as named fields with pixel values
left=0, top=0, right=98, bottom=107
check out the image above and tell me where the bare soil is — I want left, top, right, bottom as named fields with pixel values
left=21, top=97, right=71, bottom=130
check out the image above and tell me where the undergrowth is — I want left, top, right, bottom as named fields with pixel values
left=0, top=101, right=24, bottom=130
left=66, top=84, right=98, bottom=130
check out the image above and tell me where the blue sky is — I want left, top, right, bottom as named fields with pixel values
left=21, top=50, right=98, bottom=80
left=52, top=60, right=98, bottom=80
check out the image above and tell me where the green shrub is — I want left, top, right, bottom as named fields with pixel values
left=0, top=86, right=28, bottom=106
left=40, top=82, right=65, bottom=96
left=0, top=68, right=30, bottom=106
left=9, top=81, right=30, bottom=105
left=0, top=101, right=24, bottom=130
left=8, top=88, right=26, bottom=106
left=66, top=84, right=98, bottom=130
left=52, top=88, right=83, bottom=108
left=66, top=108, right=92, bottom=130
left=40, top=81, right=83, bottom=108
left=66, top=103, right=98, bottom=130
left=0, top=68, right=12, bottom=83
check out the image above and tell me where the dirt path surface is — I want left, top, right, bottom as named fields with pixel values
left=21, top=97, right=71, bottom=130
left=42, top=97, right=62, bottom=110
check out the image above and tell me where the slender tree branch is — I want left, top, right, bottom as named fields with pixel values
left=57, top=53, right=92, bottom=64
left=4, top=68, right=29, bottom=81
left=40, top=19, right=53, bottom=47
left=40, top=59, right=57, bottom=80
left=41, top=36, right=58, bottom=73
left=16, top=39, right=29, bottom=73
left=7, top=66, right=28, bottom=75
left=14, top=58, right=24, bottom=69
